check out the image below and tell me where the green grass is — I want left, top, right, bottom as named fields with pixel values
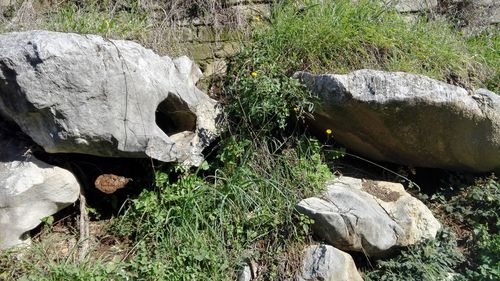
left=465, top=28, right=500, bottom=93
left=109, top=136, right=331, bottom=280
left=248, top=0, right=494, bottom=90
left=1, top=0, right=499, bottom=279
left=0, top=136, right=332, bottom=280
left=43, top=1, right=150, bottom=41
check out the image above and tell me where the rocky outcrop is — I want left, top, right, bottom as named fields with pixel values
left=294, top=70, right=500, bottom=173
left=0, top=30, right=219, bottom=166
left=0, top=126, right=80, bottom=249
left=296, top=177, right=441, bottom=257
left=298, top=244, right=363, bottom=281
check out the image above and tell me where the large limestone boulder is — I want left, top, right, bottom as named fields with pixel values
left=0, top=126, right=80, bottom=249
left=0, top=30, right=219, bottom=166
left=298, top=244, right=363, bottom=281
left=294, top=70, right=500, bottom=173
left=296, top=177, right=441, bottom=257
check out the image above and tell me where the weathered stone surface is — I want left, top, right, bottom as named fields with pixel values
left=298, top=244, right=363, bottom=281
left=441, top=0, right=500, bottom=29
left=390, top=0, right=437, bottom=12
left=0, top=125, right=80, bottom=249
left=356, top=0, right=437, bottom=12
left=202, top=59, right=228, bottom=78
left=185, top=42, right=215, bottom=61
left=0, top=0, right=12, bottom=7
left=230, top=3, right=271, bottom=19
left=0, top=30, right=219, bottom=166
left=296, top=177, right=441, bottom=257
left=294, top=70, right=500, bottom=173
left=237, top=264, right=252, bottom=281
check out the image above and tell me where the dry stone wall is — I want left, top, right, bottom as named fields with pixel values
left=165, top=0, right=273, bottom=77
left=1, top=0, right=496, bottom=77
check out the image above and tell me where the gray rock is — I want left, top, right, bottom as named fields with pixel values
left=298, top=244, right=363, bottom=281
left=0, top=30, right=219, bottom=166
left=0, top=0, right=12, bottom=7
left=237, top=264, right=252, bottom=281
left=384, top=0, right=438, bottom=12
left=296, top=177, right=441, bottom=257
left=294, top=70, right=500, bottom=173
left=0, top=126, right=80, bottom=249
left=445, top=0, right=500, bottom=26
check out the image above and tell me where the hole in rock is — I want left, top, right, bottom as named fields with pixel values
left=155, top=93, right=197, bottom=137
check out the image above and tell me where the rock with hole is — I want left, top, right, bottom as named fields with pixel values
left=296, top=176, right=441, bottom=257
left=0, top=30, right=220, bottom=166
left=294, top=70, right=500, bottom=173
left=0, top=125, right=80, bottom=249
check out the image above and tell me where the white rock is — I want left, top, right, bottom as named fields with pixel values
left=296, top=177, right=441, bottom=257
left=0, top=30, right=220, bottom=166
left=390, top=0, right=437, bottom=12
left=298, top=244, right=363, bottom=281
left=0, top=128, right=80, bottom=249
left=237, top=264, right=252, bottom=281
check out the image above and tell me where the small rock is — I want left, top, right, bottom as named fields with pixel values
left=298, top=244, right=363, bottom=281
left=94, top=174, right=131, bottom=194
left=237, top=264, right=252, bottom=281
left=390, top=0, right=437, bottom=13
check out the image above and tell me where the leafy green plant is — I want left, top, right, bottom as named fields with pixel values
left=440, top=176, right=499, bottom=232
left=429, top=176, right=500, bottom=280
left=364, top=229, right=465, bottom=281
left=225, top=47, right=315, bottom=134
left=464, top=225, right=500, bottom=281
left=107, top=133, right=332, bottom=279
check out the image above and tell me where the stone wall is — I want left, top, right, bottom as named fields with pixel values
left=166, top=0, right=498, bottom=77
left=163, top=0, right=273, bottom=77
left=439, top=0, right=500, bottom=28
left=1, top=0, right=497, bottom=77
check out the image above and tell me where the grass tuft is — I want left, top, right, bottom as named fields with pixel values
left=250, top=0, right=495, bottom=90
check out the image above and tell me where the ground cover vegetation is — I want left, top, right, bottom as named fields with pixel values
left=364, top=176, right=500, bottom=281
left=0, top=0, right=498, bottom=280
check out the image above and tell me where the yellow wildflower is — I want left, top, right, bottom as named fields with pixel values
left=251, top=71, right=258, bottom=77
left=254, top=15, right=261, bottom=22
left=326, top=129, right=332, bottom=135
left=293, top=107, right=299, bottom=112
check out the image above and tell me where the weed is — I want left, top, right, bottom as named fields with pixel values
left=107, top=135, right=331, bottom=280
left=43, top=1, right=150, bottom=40
left=251, top=0, right=492, bottom=89
left=364, top=229, right=465, bottom=281
left=444, top=176, right=500, bottom=280
left=224, top=46, right=315, bottom=134
left=465, top=28, right=500, bottom=93
left=366, top=176, right=500, bottom=280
